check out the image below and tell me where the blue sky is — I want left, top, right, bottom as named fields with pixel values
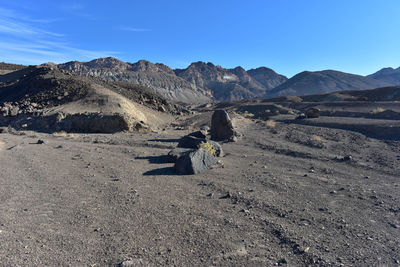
left=0, top=0, right=399, bottom=77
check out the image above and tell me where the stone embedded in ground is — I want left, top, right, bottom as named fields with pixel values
left=210, top=109, right=240, bottom=142
left=305, top=108, right=320, bottom=118
left=174, top=148, right=220, bottom=175
left=177, top=135, right=223, bottom=157
left=167, top=147, right=195, bottom=163
left=119, top=259, right=146, bottom=266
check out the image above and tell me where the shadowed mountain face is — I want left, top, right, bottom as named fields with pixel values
left=175, top=62, right=288, bottom=101
left=58, top=58, right=288, bottom=103
left=266, top=70, right=392, bottom=97
left=368, top=67, right=400, bottom=85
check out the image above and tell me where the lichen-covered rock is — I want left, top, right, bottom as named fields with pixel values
left=177, top=135, right=223, bottom=157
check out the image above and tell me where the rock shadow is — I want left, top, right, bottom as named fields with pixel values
left=148, top=138, right=180, bottom=143
left=135, top=155, right=172, bottom=164
left=143, top=167, right=175, bottom=176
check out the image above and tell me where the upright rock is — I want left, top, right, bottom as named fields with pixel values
left=211, top=110, right=240, bottom=142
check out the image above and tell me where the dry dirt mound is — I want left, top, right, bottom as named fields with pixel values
left=0, top=65, right=187, bottom=133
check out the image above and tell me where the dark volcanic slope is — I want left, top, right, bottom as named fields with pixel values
left=300, top=86, right=400, bottom=102
left=58, top=57, right=213, bottom=104
left=0, top=64, right=184, bottom=115
left=368, top=67, right=400, bottom=85
left=175, top=62, right=287, bottom=101
left=267, top=70, right=392, bottom=97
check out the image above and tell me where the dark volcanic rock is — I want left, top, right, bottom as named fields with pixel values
left=210, top=110, right=240, bottom=142
left=177, top=135, right=223, bottom=157
left=167, top=147, right=195, bottom=163
left=305, top=108, right=320, bottom=118
left=174, top=148, right=220, bottom=175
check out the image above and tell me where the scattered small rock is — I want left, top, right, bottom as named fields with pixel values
left=295, top=113, right=307, bottom=120
left=219, top=192, right=232, bottom=199
left=37, top=139, right=45, bottom=144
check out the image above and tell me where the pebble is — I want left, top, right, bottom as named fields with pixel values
left=37, top=139, right=45, bottom=144
left=219, top=192, right=232, bottom=199
left=119, top=259, right=145, bottom=266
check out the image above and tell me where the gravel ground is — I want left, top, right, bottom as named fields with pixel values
left=0, top=115, right=399, bottom=266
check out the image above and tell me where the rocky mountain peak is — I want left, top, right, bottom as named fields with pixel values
left=86, top=57, right=128, bottom=69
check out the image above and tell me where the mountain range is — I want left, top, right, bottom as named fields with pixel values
left=3, top=59, right=400, bottom=103
left=58, top=58, right=288, bottom=103
left=266, top=70, right=392, bottom=97
left=367, top=67, right=400, bottom=85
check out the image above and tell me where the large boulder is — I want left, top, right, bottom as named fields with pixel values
left=167, top=147, right=195, bottom=163
left=177, top=135, right=223, bottom=157
left=174, top=148, right=220, bottom=175
left=210, top=110, right=240, bottom=142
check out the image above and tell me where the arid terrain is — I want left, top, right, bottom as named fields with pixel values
left=0, top=62, right=400, bottom=266
left=1, top=98, right=400, bottom=266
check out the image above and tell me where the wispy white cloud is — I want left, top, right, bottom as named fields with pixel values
left=60, top=3, right=96, bottom=21
left=61, top=3, right=85, bottom=11
left=0, top=6, right=117, bottom=64
left=120, top=26, right=151, bottom=32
